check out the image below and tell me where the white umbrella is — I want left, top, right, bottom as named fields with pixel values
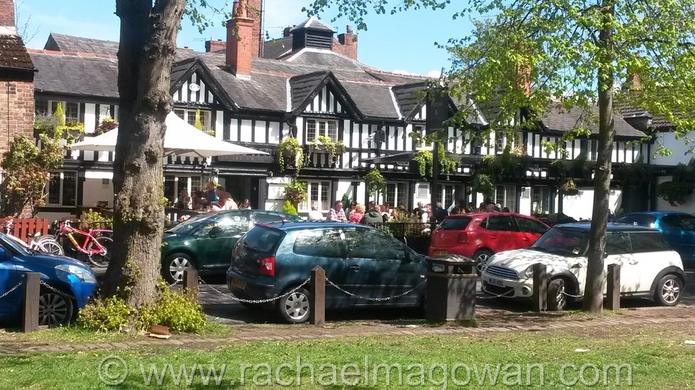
left=71, top=112, right=268, bottom=158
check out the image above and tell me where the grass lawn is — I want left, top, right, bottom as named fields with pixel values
left=1, top=324, right=694, bottom=389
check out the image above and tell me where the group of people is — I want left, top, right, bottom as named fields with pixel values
left=173, top=181, right=252, bottom=212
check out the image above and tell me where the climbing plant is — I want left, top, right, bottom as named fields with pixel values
left=364, top=169, right=386, bottom=197
left=657, top=159, right=695, bottom=206
left=307, top=135, right=345, bottom=163
left=277, top=137, right=304, bottom=176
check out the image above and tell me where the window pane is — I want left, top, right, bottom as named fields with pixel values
left=630, top=232, right=671, bottom=253
left=48, top=172, right=60, bottom=204
left=617, top=214, right=656, bottom=227
left=191, top=177, right=202, bottom=192
left=61, top=172, right=77, bottom=206
left=163, top=176, right=175, bottom=204
left=51, top=101, right=60, bottom=115
left=306, top=120, right=316, bottom=141
left=320, top=181, right=330, bottom=211
left=65, top=102, right=79, bottom=122
left=397, top=183, right=407, bottom=208
left=344, top=229, right=405, bottom=260
left=35, top=100, right=48, bottom=115
left=485, top=216, right=515, bottom=231
left=516, top=217, right=548, bottom=235
left=386, top=183, right=396, bottom=206
left=679, top=215, right=695, bottom=230
left=326, top=121, right=337, bottom=140
left=174, top=110, right=185, bottom=121
left=437, top=217, right=471, bottom=231
left=177, top=177, right=188, bottom=196
left=605, top=233, right=630, bottom=255
left=293, top=229, right=342, bottom=257
left=661, top=215, right=682, bottom=229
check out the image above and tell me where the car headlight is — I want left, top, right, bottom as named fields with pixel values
left=56, top=264, right=97, bottom=283
left=524, top=265, right=534, bottom=279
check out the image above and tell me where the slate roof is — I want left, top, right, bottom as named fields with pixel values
left=262, top=37, right=292, bottom=59
left=541, top=105, right=646, bottom=138
left=289, top=71, right=330, bottom=111
left=615, top=103, right=674, bottom=130
left=29, top=50, right=119, bottom=99
left=392, top=82, right=427, bottom=119
left=0, top=31, right=34, bottom=70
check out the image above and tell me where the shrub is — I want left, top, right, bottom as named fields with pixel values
left=79, top=208, right=113, bottom=230
left=77, top=280, right=206, bottom=334
left=136, top=281, right=206, bottom=333
left=283, top=200, right=298, bottom=215
left=77, top=295, right=134, bottom=332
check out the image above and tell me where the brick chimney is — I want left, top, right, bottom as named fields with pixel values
left=0, top=0, right=16, bottom=27
left=205, top=39, right=226, bottom=53
left=336, top=25, right=358, bottom=60
left=226, top=0, right=255, bottom=77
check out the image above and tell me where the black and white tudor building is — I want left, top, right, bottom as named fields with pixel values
left=27, top=12, right=676, bottom=221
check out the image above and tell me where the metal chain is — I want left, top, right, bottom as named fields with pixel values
left=324, top=277, right=426, bottom=302
left=39, top=280, right=74, bottom=298
left=198, top=276, right=312, bottom=304
left=0, top=281, right=23, bottom=300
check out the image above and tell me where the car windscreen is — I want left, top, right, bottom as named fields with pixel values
left=437, top=217, right=472, bottom=230
left=240, top=226, right=285, bottom=254
left=166, top=213, right=217, bottom=234
left=678, top=214, right=695, bottom=230
left=616, top=214, right=656, bottom=227
left=531, top=228, right=589, bottom=256
left=0, top=233, right=31, bottom=256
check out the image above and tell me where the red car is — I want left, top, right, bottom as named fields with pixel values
left=428, top=212, right=549, bottom=272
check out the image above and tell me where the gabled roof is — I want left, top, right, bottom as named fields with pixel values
left=170, top=56, right=238, bottom=110
left=43, top=33, right=197, bottom=61
left=291, top=17, right=336, bottom=32
left=0, top=28, right=34, bottom=77
left=288, top=71, right=362, bottom=118
left=616, top=103, right=675, bottom=131
left=29, top=50, right=118, bottom=99
left=540, top=105, right=646, bottom=139
left=392, top=82, right=427, bottom=120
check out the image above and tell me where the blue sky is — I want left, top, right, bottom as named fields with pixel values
left=16, top=0, right=472, bottom=77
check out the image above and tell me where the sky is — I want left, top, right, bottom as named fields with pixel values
left=15, top=0, right=473, bottom=77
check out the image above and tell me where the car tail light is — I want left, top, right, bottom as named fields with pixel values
left=260, top=256, right=275, bottom=276
left=457, top=232, right=469, bottom=243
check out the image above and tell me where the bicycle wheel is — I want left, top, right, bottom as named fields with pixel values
left=86, top=236, right=112, bottom=267
left=38, top=238, right=65, bottom=256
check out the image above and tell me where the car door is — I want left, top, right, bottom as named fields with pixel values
left=513, top=216, right=549, bottom=248
left=194, top=212, right=251, bottom=272
left=291, top=228, right=347, bottom=307
left=480, top=215, right=520, bottom=253
left=629, top=232, right=673, bottom=292
left=342, top=227, right=424, bottom=306
left=0, top=244, right=21, bottom=324
left=674, top=214, right=695, bottom=266
left=603, top=232, right=641, bottom=293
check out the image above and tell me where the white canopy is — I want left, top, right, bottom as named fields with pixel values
left=71, top=112, right=268, bottom=158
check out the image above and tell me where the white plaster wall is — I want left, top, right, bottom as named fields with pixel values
left=562, top=188, right=622, bottom=220
left=36, top=211, right=77, bottom=223
left=82, top=171, right=114, bottom=208
left=650, top=132, right=692, bottom=166
left=265, top=176, right=292, bottom=211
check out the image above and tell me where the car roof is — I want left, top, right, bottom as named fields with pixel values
left=256, top=221, right=368, bottom=231
left=445, top=212, right=533, bottom=219
left=619, top=211, right=693, bottom=217
left=554, top=222, right=660, bottom=232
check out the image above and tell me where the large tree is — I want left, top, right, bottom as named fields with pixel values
left=307, top=0, right=695, bottom=314
left=102, top=0, right=227, bottom=307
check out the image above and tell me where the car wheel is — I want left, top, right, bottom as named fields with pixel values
left=38, top=287, right=74, bottom=326
left=277, top=287, right=311, bottom=324
left=547, top=278, right=568, bottom=311
left=654, top=274, right=682, bottom=306
left=163, top=253, right=194, bottom=284
left=473, top=249, right=494, bottom=274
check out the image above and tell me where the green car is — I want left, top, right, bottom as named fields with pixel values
left=161, top=209, right=303, bottom=283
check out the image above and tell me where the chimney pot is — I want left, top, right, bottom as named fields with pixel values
left=346, top=25, right=352, bottom=33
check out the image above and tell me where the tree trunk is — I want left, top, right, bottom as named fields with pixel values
left=582, top=0, right=615, bottom=316
left=100, top=0, right=186, bottom=309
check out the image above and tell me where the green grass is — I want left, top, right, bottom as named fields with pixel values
left=1, top=326, right=693, bottom=389
left=0, top=322, right=233, bottom=346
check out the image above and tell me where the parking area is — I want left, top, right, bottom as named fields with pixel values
left=194, top=271, right=695, bottom=325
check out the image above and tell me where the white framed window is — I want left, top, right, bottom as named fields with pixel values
left=414, top=125, right=433, bottom=150
left=385, top=182, right=408, bottom=209
left=495, top=185, right=517, bottom=212
left=306, top=119, right=338, bottom=142
left=495, top=131, right=523, bottom=154
left=47, top=171, right=77, bottom=206
left=164, top=175, right=204, bottom=204
left=36, top=100, right=82, bottom=123
left=299, top=181, right=331, bottom=212
left=174, top=109, right=212, bottom=131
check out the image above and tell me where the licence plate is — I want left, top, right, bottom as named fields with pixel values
left=433, top=250, right=447, bottom=255
left=486, top=277, right=504, bottom=287
left=230, top=278, right=246, bottom=290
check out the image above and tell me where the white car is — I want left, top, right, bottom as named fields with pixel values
left=481, top=223, right=686, bottom=310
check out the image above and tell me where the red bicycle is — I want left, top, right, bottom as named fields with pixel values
left=58, top=220, right=113, bottom=267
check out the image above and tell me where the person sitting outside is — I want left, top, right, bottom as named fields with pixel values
left=240, top=199, right=252, bottom=209
left=350, top=203, right=365, bottom=223
left=308, top=202, right=325, bottom=221
left=191, top=191, right=204, bottom=210
left=434, top=202, right=448, bottom=223
left=175, top=189, right=191, bottom=209
left=360, top=201, right=384, bottom=225
left=328, top=201, right=347, bottom=222
left=200, top=181, right=218, bottom=207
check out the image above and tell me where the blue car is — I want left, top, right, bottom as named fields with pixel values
left=616, top=212, right=695, bottom=269
left=0, top=233, right=97, bottom=326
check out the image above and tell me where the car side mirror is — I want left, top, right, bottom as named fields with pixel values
left=209, top=226, right=223, bottom=238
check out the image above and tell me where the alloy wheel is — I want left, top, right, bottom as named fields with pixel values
left=661, top=278, right=681, bottom=305
left=38, top=292, right=72, bottom=326
left=283, top=292, right=309, bottom=321
left=169, top=257, right=190, bottom=283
